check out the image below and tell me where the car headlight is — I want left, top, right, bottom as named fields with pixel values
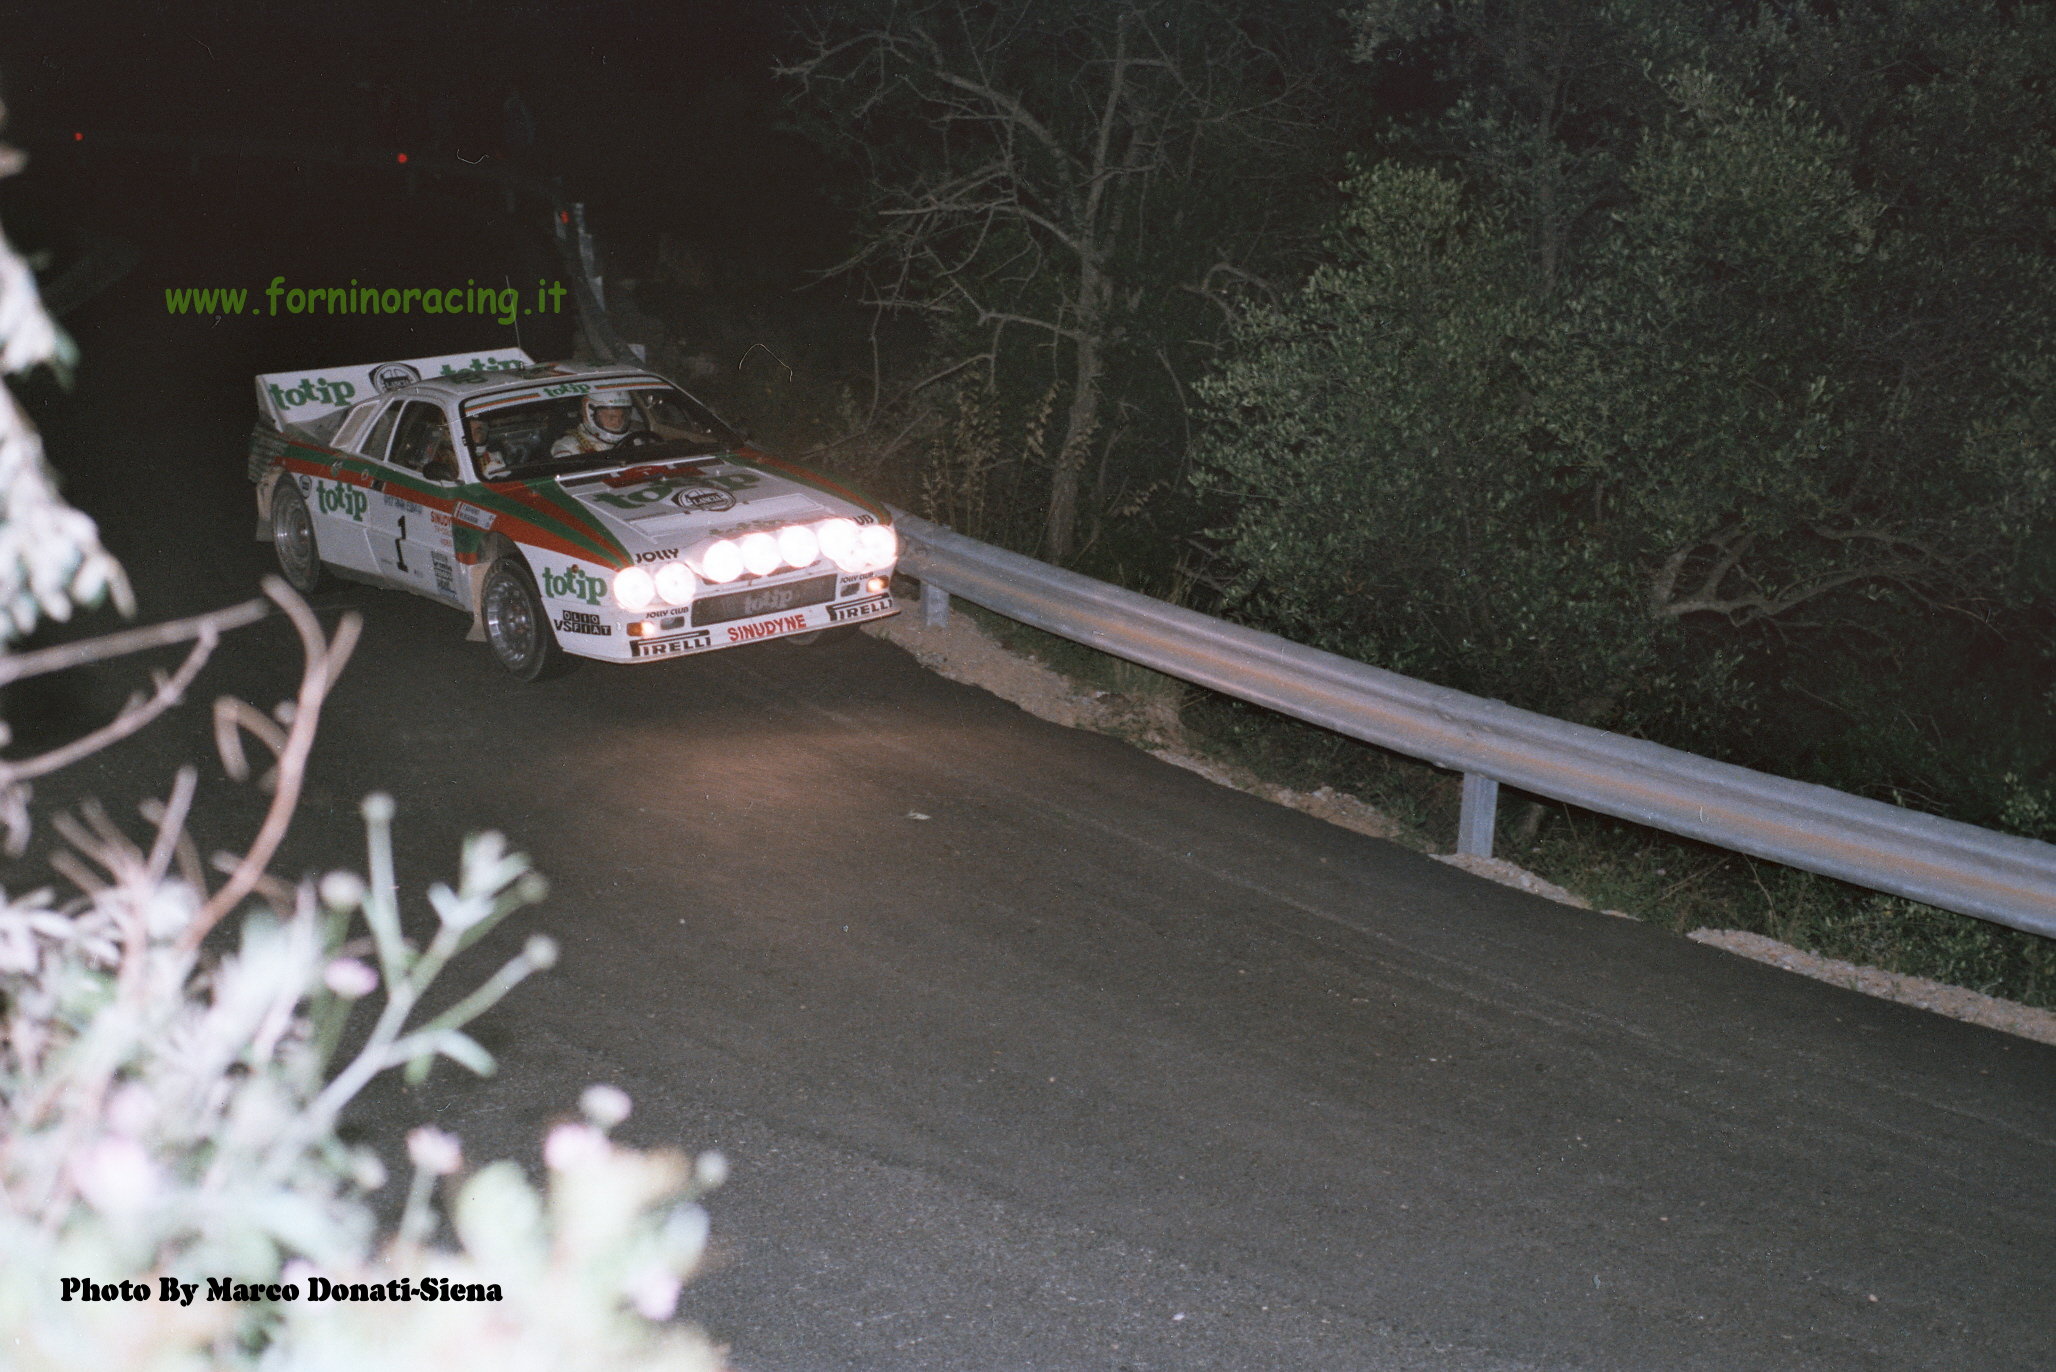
left=739, top=531, right=781, bottom=577
left=653, top=562, right=696, bottom=606
left=692, top=538, right=744, bottom=584
left=858, top=524, right=898, bottom=569
left=778, top=524, right=819, bottom=569
left=613, top=566, right=657, bottom=611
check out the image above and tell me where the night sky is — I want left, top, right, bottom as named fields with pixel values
left=0, top=1, right=839, bottom=374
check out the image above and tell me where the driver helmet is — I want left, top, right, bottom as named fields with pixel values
left=579, top=389, right=637, bottom=446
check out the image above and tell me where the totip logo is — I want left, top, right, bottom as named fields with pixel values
left=315, top=484, right=369, bottom=522
left=439, top=357, right=526, bottom=376
left=540, top=564, right=606, bottom=606
left=267, top=377, right=357, bottom=411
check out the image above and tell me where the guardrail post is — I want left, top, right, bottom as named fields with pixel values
left=1458, top=773, right=1499, bottom=858
left=921, top=584, right=951, bottom=629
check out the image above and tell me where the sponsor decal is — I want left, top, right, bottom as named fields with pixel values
left=632, top=547, right=681, bottom=565
left=541, top=381, right=591, bottom=398
left=600, top=463, right=701, bottom=488
left=590, top=471, right=759, bottom=511
left=828, top=594, right=894, bottom=623
left=437, top=356, right=529, bottom=377
left=454, top=502, right=495, bottom=530
left=555, top=609, right=611, bottom=636
left=372, top=362, right=421, bottom=391
left=629, top=629, right=712, bottom=658
left=297, top=475, right=313, bottom=494
left=735, top=585, right=807, bottom=617
left=540, top=564, right=606, bottom=606
left=429, top=511, right=452, bottom=529
left=725, top=612, right=810, bottom=644
left=431, top=552, right=457, bottom=597
left=381, top=492, right=411, bottom=511
left=694, top=573, right=836, bottom=627
left=670, top=484, right=735, bottom=513
left=265, top=376, right=357, bottom=411
left=316, top=484, right=369, bottom=521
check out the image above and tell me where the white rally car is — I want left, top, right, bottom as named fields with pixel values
left=246, top=350, right=899, bottom=679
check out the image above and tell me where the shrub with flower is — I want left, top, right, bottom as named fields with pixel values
left=0, top=123, right=726, bottom=1370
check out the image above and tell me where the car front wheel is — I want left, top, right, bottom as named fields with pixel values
left=481, top=557, right=568, bottom=681
left=270, top=479, right=324, bottom=594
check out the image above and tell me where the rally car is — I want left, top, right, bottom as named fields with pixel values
left=246, top=349, right=899, bottom=679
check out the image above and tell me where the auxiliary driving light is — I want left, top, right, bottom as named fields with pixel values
left=739, top=531, right=781, bottom=578
left=653, top=562, right=696, bottom=606
left=613, top=566, right=657, bottom=612
left=696, top=538, right=744, bottom=584
left=858, top=524, right=898, bottom=568
left=816, top=517, right=860, bottom=567
left=777, top=524, right=820, bottom=569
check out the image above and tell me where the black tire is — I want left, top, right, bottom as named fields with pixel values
left=270, top=479, right=324, bottom=594
left=481, top=557, right=570, bottom=681
left=779, top=625, right=858, bottom=648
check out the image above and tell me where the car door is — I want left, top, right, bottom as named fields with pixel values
left=368, top=400, right=465, bottom=605
left=298, top=399, right=393, bottom=576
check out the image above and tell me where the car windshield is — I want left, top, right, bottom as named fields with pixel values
left=460, top=382, right=739, bottom=479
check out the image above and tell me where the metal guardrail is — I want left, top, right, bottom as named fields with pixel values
left=893, top=511, right=2056, bottom=939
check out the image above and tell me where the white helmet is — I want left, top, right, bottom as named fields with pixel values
left=579, top=389, right=637, bottom=446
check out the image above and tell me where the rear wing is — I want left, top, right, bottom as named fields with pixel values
left=253, top=349, right=534, bottom=431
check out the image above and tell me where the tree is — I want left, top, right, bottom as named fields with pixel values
left=782, top=0, right=1347, bottom=563
left=1195, top=58, right=2055, bottom=748
left=1190, top=161, right=1664, bottom=723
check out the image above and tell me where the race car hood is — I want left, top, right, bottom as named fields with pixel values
left=492, top=451, right=888, bottom=570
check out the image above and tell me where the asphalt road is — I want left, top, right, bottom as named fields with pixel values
left=12, top=174, right=2056, bottom=1371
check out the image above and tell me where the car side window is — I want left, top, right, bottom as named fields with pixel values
left=359, top=402, right=402, bottom=461
left=389, top=402, right=459, bottom=483
left=332, top=400, right=380, bottom=452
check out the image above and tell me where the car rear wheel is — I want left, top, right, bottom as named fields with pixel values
left=482, top=557, right=569, bottom=681
left=270, top=479, right=324, bottom=594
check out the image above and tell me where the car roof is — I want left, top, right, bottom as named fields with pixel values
left=380, top=359, right=656, bottom=406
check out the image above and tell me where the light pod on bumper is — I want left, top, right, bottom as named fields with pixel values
left=613, top=566, right=657, bottom=611
left=816, top=517, right=860, bottom=570
left=778, top=524, right=820, bottom=570
left=739, top=532, right=781, bottom=577
left=857, top=524, right=898, bottom=570
left=653, top=562, right=696, bottom=606
left=686, top=538, right=745, bottom=585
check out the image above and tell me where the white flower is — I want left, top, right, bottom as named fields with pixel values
left=427, top=882, right=489, bottom=933
left=694, top=1150, right=729, bottom=1189
left=323, top=958, right=378, bottom=999
left=406, top=1126, right=463, bottom=1176
left=627, top=1268, right=682, bottom=1322
left=105, top=1082, right=153, bottom=1136
left=73, top=1137, right=159, bottom=1215
left=319, top=871, right=366, bottom=910
left=351, top=1148, right=389, bottom=1191
left=543, top=1122, right=608, bottom=1171
left=579, top=1084, right=632, bottom=1129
